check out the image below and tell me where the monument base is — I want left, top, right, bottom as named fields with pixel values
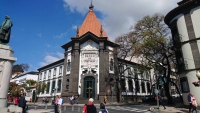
left=0, top=107, right=8, bottom=113
left=0, top=44, right=17, bottom=108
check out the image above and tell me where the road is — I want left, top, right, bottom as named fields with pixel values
left=26, top=104, right=152, bottom=113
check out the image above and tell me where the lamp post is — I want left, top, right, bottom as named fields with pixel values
left=155, top=70, right=160, bottom=112
left=111, top=86, right=114, bottom=104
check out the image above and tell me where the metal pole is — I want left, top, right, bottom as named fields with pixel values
left=112, top=91, right=113, bottom=104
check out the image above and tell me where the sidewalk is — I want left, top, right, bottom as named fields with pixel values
left=150, top=105, right=189, bottom=113
left=27, top=109, right=54, bottom=113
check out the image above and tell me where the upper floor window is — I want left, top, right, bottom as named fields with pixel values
left=59, top=66, right=62, bottom=75
left=53, top=68, right=56, bottom=76
left=67, top=60, right=71, bottom=72
left=48, top=70, right=51, bottom=78
left=44, top=71, right=46, bottom=80
left=110, top=58, right=114, bottom=71
left=119, top=65, right=124, bottom=74
left=39, top=73, right=42, bottom=80
left=128, top=67, right=132, bottom=75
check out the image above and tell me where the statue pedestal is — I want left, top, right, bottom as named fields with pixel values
left=0, top=45, right=17, bottom=109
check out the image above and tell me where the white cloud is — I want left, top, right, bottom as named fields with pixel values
left=39, top=52, right=64, bottom=67
left=46, top=43, right=51, bottom=48
left=54, top=31, right=67, bottom=39
left=37, top=33, right=42, bottom=38
left=63, top=0, right=180, bottom=41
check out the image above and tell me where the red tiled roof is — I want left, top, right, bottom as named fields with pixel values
left=78, top=9, right=109, bottom=39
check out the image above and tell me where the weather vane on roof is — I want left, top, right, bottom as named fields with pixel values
left=89, top=0, right=94, bottom=10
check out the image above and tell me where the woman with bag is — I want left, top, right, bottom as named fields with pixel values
left=191, top=95, right=198, bottom=113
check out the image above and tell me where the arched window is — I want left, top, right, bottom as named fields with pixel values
left=135, top=80, right=139, bottom=93
left=141, top=82, right=145, bottom=93
left=147, top=82, right=151, bottom=93
left=128, top=80, right=133, bottom=92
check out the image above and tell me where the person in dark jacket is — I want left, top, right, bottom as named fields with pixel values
left=82, top=98, right=97, bottom=113
left=18, top=95, right=26, bottom=113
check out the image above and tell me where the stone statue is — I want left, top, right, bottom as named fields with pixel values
left=0, top=15, right=13, bottom=44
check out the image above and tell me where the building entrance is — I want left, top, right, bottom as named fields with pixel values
left=83, top=76, right=95, bottom=99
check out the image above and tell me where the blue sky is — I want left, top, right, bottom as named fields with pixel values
left=0, top=0, right=180, bottom=71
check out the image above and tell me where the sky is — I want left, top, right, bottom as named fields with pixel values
left=0, top=0, right=180, bottom=71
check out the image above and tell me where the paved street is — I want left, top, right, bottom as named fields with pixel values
left=26, top=104, right=152, bottom=113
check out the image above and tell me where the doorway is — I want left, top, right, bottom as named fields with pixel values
left=83, top=76, right=95, bottom=99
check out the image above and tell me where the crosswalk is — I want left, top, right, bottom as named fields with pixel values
left=106, top=106, right=152, bottom=113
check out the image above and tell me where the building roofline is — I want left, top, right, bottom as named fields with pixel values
left=37, top=59, right=64, bottom=71
left=165, top=0, right=200, bottom=26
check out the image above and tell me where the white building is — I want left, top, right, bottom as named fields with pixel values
left=10, top=71, right=38, bottom=101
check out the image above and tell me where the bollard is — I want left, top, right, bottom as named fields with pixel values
left=45, top=104, right=47, bottom=110
left=64, top=106, right=66, bottom=110
left=78, top=106, right=80, bottom=112
left=72, top=105, right=74, bottom=111
left=35, top=106, right=37, bottom=110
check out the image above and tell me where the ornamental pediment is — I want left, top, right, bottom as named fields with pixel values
left=81, top=40, right=99, bottom=51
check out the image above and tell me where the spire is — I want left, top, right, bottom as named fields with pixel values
left=78, top=1, right=109, bottom=40
left=100, top=25, right=103, bottom=37
left=76, top=26, right=79, bottom=38
left=89, top=0, right=94, bottom=10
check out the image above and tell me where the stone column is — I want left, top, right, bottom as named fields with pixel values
left=0, top=45, right=17, bottom=109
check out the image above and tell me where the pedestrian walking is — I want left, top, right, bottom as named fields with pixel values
left=104, top=95, right=107, bottom=104
left=99, top=103, right=108, bottom=113
left=18, top=95, right=26, bottom=113
left=191, top=95, right=198, bottom=113
left=82, top=98, right=97, bottom=113
left=156, top=93, right=166, bottom=109
left=42, top=97, right=45, bottom=104
left=14, top=96, right=19, bottom=106
left=188, top=92, right=193, bottom=113
left=54, top=95, right=59, bottom=113
left=58, top=95, right=63, bottom=113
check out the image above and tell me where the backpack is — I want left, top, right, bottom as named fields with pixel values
left=62, top=99, right=64, bottom=105
left=101, top=109, right=108, bottom=113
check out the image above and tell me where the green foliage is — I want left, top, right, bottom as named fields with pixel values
left=9, top=82, right=25, bottom=97
left=9, top=82, right=18, bottom=93
left=36, top=82, right=47, bottom=94
left=23, top=80, right=37, bottom=91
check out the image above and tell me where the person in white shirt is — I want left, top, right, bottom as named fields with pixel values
left=58, top=95, right=63, bottom=113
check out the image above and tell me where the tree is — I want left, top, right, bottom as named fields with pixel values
left=114, top=33, right=142, bottom=102
left=9, top=82, right=25, bottom=97
left=33, top=82, right=47, bottom=103
left=23, top=80, right=37, bottom=91
left=9, top=82, right=18, bottom=93
left=114, top=13, right=182, bottom=104
left=12, top=63, right=30, bottom=74
left=10, top=86, right=25, bottom=97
